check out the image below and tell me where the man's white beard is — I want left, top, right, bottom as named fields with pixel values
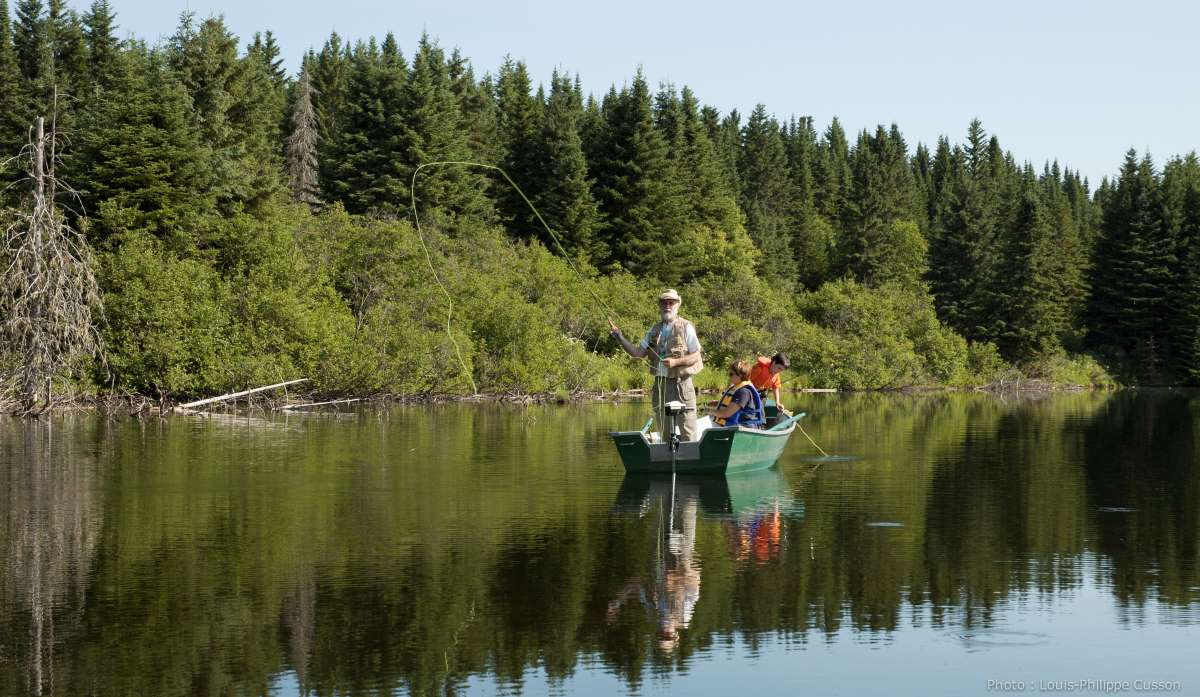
left=661, top=309, right=676, bottom=322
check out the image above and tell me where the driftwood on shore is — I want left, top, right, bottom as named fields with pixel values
left=174, top=379, right=310, bottom=411
left=281, top=397, right=364, bottom=410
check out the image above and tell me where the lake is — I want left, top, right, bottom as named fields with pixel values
left=1, top=391, right=1198, bottom=696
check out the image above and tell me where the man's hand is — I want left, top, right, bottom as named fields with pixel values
left=608, top=319, right=621, bottom=336
left=662, top=357, right=677, bottom=369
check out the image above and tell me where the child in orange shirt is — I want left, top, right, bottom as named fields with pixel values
left=749, top=353, right=789, bottom=411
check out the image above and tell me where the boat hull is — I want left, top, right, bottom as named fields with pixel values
left=609, top=423, right=795, bottom=474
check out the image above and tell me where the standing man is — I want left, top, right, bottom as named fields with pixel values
left=609, top=289, right=704, bottom=441
left=750, top=353, right=790, bottom=411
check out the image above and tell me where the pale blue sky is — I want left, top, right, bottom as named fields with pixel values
left=75, top=0, right=1198, bottom=185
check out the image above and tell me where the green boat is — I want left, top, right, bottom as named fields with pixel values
left=609, top=404, right=806, bottom=475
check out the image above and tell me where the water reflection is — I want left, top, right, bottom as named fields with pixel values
left=0, top=392, right=1196, bottom=695
left=1, top=421, right=102, bottom=696
left=608, top=470, right=798, bottom=652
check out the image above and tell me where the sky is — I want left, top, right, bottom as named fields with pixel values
left=69, top=0, right=1199, bottom=185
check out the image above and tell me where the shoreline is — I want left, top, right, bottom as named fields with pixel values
left=0, top=380, right=1143, bottom=417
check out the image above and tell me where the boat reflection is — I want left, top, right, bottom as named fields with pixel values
left=608, top=469, right=800, bottom=651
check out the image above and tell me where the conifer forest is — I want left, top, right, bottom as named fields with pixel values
left=1, top=1, right=1198, bottom=403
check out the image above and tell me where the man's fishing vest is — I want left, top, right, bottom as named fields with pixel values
left=646, top=317, right=704, bottom=380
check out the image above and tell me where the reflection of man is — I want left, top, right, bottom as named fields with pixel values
left=606, top=480, right=702, bottom=652
left=609, top=289, right=704, bottom=442
left=657, top=492, right=700, bottom=650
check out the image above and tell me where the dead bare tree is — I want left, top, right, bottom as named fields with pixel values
left=285, top=64, right=321, bottom=206
left=0, top=111, right=102, bottom=415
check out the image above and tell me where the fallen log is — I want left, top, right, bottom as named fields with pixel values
left=281, top=397, right=364, bottom=410
left=175, top=379, right=309, bottom=411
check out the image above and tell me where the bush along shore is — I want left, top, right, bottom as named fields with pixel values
left=1, top=15, right=1193, bottom=412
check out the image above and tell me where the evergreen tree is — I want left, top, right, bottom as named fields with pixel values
left=495, top=57, right=542, bottom=234
left=47, top=0, right=86, bottom=94
left=911, top=141, right=934, bottom=230
left=840, top=125, right=919, bottom=285
left=310, top=32, right=350, bottom=198
left=1087, top=151, right=1176, bottom=379
left=813, top=116, right=850, bottom=227
left=590, top=70, right=686, bottom=280
left=1176, top=178, right=1200, bottom=383
left=927, top=138, right=976, bottom=335
left=704, top=106, right=741, bottom=196
left=448, top=49, right=500, bottom=165
left=251, top=30, right=285, bottom=88
left=997, top=168, right=1067, bottom=359
left=738, top=103, right=795, bottom=282
left=322, top=37, right=406, bottom=212
left=529, top=72, right=602, bottom=261
left=13, top=0, right=49, bottom=115
left=72, top=46, right=213, bottom=247
left=285, top=60, right=320, bottom=206
left=783, top=116, right=832, bottom=288
left=1160, top=153, right=1200, bottom=378
left=82, top=0, right=118, bottom=88
left=169, top=14, right=282, bottom=212
left=397, top=33, right=490, bottom=220
left=0, top=0, right=23, bottom=153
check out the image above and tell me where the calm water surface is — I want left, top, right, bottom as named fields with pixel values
left=1, top=391, right=1198, bottom=696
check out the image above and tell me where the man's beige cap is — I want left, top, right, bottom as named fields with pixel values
left=658, top=289, right=681, bottom=302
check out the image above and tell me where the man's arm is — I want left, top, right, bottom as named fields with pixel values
left=609, top=320, right=648, bottom=359
left=664, top=351, right=701, bottom=369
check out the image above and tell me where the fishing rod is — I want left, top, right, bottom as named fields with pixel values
left=410, top=161, right=671, bottom=413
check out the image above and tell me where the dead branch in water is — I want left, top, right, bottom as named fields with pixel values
left=174, top=379, right=310, bottom=411
left=280, top=397, right=365, bottom=410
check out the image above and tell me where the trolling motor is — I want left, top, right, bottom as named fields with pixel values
left=663, top=400, right=686, bottom=454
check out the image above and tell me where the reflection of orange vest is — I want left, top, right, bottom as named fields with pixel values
left=753, top=508, right=781, bottom=563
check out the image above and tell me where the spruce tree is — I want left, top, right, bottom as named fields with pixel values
left=997, top=167, right=1068, bottom=360
left=840, top=125, right=919, bottom=286
left=590, top=70, right=686, bottom=280
left=47, top=0, right=86, bottom=94
left=448, top=49, right=500, bottom=165
left=529, top=72, right=602, bottom=261
left=169, top=14, right=282, bottom=212
left=813, top=116, right=850, bottom=228
left=1087, top=151, right=1175, bottom=379
left=738, top=103, right=795, bottom=282
left=1160, top=153, right=1200, bottom=378
left=1175, top=175, right=1200, bottom=383
left=495, top=57, right=542, bottom=234
left=310, top=32, right=349, bottom=199
left=397, top=33, right=489, bottom=220
left=13, top=0, right=44, bottom=84
left=0, top=0, right=23, bottom=153
left=72, top=46, right=213, bottom=247
left=82, top=0, right=117, bottom=88
left=783, top=116, right=832, bottom=288
left=927, top=138, right=976, bottom=335
left=322, top=37, right=406, bottom=213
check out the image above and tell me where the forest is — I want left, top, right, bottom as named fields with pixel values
left=0, top=0, right=1197, bottom=402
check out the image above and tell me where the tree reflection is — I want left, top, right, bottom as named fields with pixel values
left=1, top=421, right=101, bottom=696
left=0, top=394, right=1197, bottom=695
